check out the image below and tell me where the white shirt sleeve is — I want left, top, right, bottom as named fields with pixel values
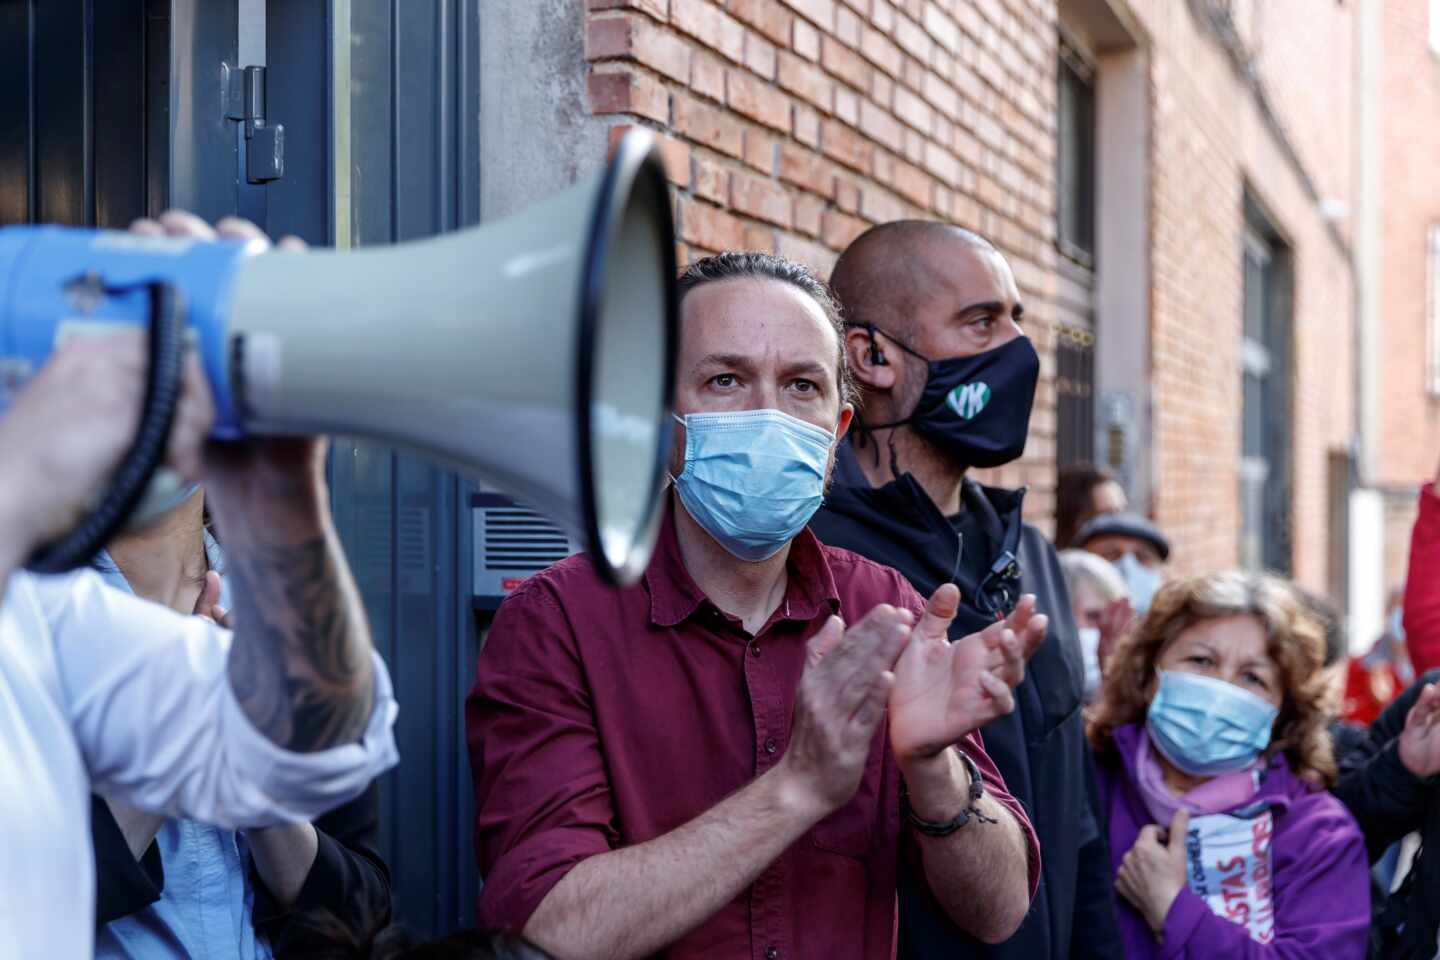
left=32, top=569, right=399, bottom=829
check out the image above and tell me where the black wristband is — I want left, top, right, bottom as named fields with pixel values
left=901, top=749, right=998, bottom=837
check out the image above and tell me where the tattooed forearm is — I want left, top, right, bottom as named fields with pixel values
left=225, top=531, right=374, bottom=751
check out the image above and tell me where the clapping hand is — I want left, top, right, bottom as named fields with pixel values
left=889, top=586, right=1042, bottom=762
left=1400, top=682, right=1440, bottom=779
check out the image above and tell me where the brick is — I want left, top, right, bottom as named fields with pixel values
left=793, top=104, right=821, bottom=146
left=793, top=18, right=821, bottom=61
left=726, top=0, right=793, bottom=46
left=871, top=72, right=894, bottom=109
left=588, top=66, right=670, bottom=123
left=821, top=117, right=873, bottom=172
left=858, top=99, right=903, bottom=151
left=587, top=15, right=693, bottom=85
left=921, top=70, right=960, bottom=120
left=730, top=169, right=792, bottom=227
left=833, top=176, right=861, bottom=213
left=793, top=192, right=826, bottom=236
left=779, top=0, right=836, bottom=31
left=822, top=209, right=868, bottom=248
left=589, top=0, right=668, bottom=22
left=674, top=93, right=744, bottom=157
left=744, top=31, right=779, bottom=79
left=744, top=128, right=778, bottom=174
left=891, top=157, right=932, bottom=207
left=923, top=3, right=961, bottom=53
left=835, top=5, right=861, bottom=47
left=744, top=223, right=778, bottom=253
left=680, top=197, right=746, bottom=250
left=690, top=50, right=726, bottom=101
left=922, top=140, right=962, bottom=185
left=872, top=0, right=897, bottom=33
left=608, top=125, right=692, bottom=187
left=859, top=27, right=904, bottom=78
left=727, top=69, right=792, bottom=131
left=901, top=20, right=935, bottom=66
left=821, top=35, right=869, bottom=90
left=893, top=84, right=933, bottom=133
left=671, top=0, right=744, bottom=64
left=779, top=143, right=835, bottom=194
left=776, top=232, right=838, bottom=276
left=860, top=185, right=907, bottom=223
left=692, top=153, right=731, bottom=203
left=777, top=51, right=834, bottom=112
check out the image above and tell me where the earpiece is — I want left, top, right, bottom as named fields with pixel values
left=867, top=324, right=888, bottom=366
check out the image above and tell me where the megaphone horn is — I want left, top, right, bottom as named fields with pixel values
left=0, top=129, right=678, bottom=585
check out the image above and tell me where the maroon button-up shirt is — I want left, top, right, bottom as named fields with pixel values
left=467, top=503, right=1039, bottom=959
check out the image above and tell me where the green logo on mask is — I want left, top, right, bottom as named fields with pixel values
left=946, top=382, right=991, bottom=420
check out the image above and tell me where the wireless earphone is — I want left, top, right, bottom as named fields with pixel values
left=866, top=324, right=888, bottom=366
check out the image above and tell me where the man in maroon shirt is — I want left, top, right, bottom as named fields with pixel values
left=467, top=252, right=1043, bottom=960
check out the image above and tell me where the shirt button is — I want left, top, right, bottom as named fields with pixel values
left=750, top=642, right=761, bottom=657
left=765, top=738, right=778, bottom=754
left=766, top=948, right=779, bottom=960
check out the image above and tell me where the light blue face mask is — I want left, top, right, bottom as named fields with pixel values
left=1146, top=669, right=1280, bottom=777
left=1116, top=552, right=1163, bottom=614
left=670, top=408, right=834, bottom=562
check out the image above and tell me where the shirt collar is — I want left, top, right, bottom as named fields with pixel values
left=645, top=496, right=841, bottom=628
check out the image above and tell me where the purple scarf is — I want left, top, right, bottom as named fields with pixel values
left=1132, top=726, right=1262, bottom=825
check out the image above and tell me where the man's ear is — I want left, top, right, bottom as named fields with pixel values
left=835, top=403, right=855, bottom=442
left=846, top=326, right=897, bottom=391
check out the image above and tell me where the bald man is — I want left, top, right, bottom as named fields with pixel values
left=810, top=222, right=1123, bottom=960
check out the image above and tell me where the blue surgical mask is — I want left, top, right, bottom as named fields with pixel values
left=1116, top=552, right=1162, bottom=614
left=670, top=408, right=834, bottom=562
left=1146, top=669, right=1279, bottom=777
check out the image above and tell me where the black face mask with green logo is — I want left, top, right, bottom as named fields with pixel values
left=865, top=330, right=1041, bottom=469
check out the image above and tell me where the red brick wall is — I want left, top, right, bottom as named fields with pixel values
left=1377, top=0, right=1440, bottom=490
left=581, top=0, right=1358, bottom=577
left=584, top=0, right=1065, bottom=529
left=1120, top=0, right=1356, bottom=586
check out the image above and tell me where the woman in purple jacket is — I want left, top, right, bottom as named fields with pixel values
left=1088, top=570, right=1369, bottom=958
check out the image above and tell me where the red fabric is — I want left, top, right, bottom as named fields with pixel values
left=1404, top=486, right=1440, bottom=674
left=1341, top=657, right=1405, bottom=727
left=466, top=500, right=1039, bottom=960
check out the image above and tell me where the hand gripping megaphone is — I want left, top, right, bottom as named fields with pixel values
left=0, top=130, right=677, bottom=585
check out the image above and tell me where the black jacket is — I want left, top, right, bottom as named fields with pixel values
left=809, top=445, right=1124, bottom=960
left=1332, top=669, right=1440, bottom=960
left=92, top=782, right=391, bottom=957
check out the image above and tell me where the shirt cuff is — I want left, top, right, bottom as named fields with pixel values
left=1160, top=888, right=1209, bottom=958
left=217, top=650, right=399, bottom=827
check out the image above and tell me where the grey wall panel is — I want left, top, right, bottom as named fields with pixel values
left=170, top=0, right=238, bottom=221
left=264, top=0, right=330, bottom=244
left=0, top=1, right=35, bottom=225
left=326, top=0, right=482, bottom=936
left=33, top=0, right=92, bottom=224
left=93, top=1, right=147, bottom=228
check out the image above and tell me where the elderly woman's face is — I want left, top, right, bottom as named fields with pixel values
left=1154, top=614, right=1283, bottom=708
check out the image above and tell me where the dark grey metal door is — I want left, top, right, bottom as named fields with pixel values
left=2, top=0, right=483, bottom=938
left=269, top=0, right=484, bottom=936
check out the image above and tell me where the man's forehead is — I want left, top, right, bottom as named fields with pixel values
left=680, top=279, right=838, bottom=364
left=919, top=237, right=1016, bottom=303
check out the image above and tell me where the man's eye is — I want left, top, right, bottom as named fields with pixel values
left=792, top=379, right=816, bottom=394
left=712, top=374, right=736, bottom=388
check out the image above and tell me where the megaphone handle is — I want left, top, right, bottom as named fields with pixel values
left=26, top=282, right=187, bottom=574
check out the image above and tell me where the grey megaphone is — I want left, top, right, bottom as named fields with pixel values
left=0, top=129, right=676, bottom=585
left=228, top=130, right=678, bottom=585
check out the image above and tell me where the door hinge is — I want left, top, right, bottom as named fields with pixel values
left=223, top=63, right=284, bottom=184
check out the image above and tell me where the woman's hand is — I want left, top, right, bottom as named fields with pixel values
left=1116, top=809, right=1190, bottom=939
left=1399, top=682, right=1440, bottom=779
